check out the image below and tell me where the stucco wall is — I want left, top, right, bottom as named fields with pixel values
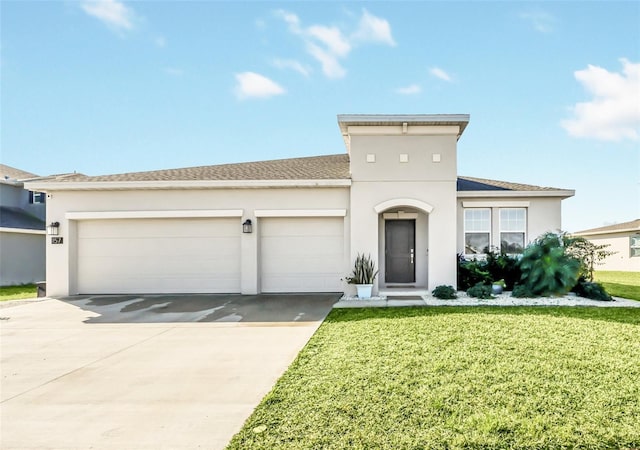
left=584, top=233, right=640, bottom=272
left=456, top=197, right=563, bottom=254
left=0, top=184, right=46, bottom=220
left=44, top=187, right=350, bottom=296
left=0, top=231, right=45, bottom=286
left=347, top=126, right=459, bottom=291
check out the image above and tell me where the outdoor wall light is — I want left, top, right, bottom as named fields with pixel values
left=47, top=221, right=60, bottom=236
left=242, top=219, right=253, bottom=234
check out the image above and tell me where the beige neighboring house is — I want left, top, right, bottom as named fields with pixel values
left=0, top=164, right=46, bottom=286
left=25, top=114, right=574, bottom=297
left=574, top=219, right=640, bottom=272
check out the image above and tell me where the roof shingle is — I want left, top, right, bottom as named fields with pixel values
left=574, top=219, right=640, bottom=235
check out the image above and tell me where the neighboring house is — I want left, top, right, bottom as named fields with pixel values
left=25, top=114, right=574, bottom=297
left=573, top=219, right=640, bottom=272
left=0, top=164, right=46, bottom=285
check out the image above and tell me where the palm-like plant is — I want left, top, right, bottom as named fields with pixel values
left=345, top=253, right=379, bottom=285
left=518, top=232, right=580, bottom=296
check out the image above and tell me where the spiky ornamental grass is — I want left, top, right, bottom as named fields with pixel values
left=227, top=307, right=640, bottom=450
left=345, top=253, right=379, bottom=285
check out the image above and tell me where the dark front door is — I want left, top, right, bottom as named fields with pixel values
left=385, top=220, right=415, bottom=283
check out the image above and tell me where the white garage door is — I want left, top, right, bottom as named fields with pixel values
left=260, top=217, right=344, bottom=293
left=77, top=218, right=240, bottom=294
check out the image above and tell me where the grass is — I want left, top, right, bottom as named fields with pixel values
left=228, top=307, right=640, bottom=449
left=0, top=284, right=38, bottom=301
left=595, top=270, right=640, bottom=301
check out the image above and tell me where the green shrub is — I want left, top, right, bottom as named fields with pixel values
left=512, top=283, right=536, bottom=298
left=573, top=281, right=613, bottom=301
left=484, top=250, right=521, bottom=290
left=466, top=282, right=493, bottom=299
left=432, top=285, right=457, bottom=299
left=457, top=250, right=521, bottom=291
left=457, top=254, right=491, bottom=290
left=517, top=232, right=581, bottom=296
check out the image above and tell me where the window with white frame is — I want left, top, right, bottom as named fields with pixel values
left=29, top=191, right=46, bottom=204
left=631, top=235, right=640, bottom=258
left=464, top=209, right=491, bottom=255
left=500, top=208, right=526, bottom=254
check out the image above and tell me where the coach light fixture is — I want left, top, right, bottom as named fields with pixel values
left=242, top=219, right=253, bottom=234
left=47, top=221, right=60, bottom=236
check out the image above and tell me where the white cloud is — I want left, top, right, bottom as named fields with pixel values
left=429, top=67, right=452, bottom=82
left=234, top=72, right=286, bottom=100
left=274, top=9, right=395, bottom=79
left=395, top=84, right=422, bottom=95
left=272, top=59, right=311, bottom=77
left=307, top=25, right=351, bottom=57
left=80, top=0, right=135, bottom=31
left=306, top=43, right=346, bottom=79
left=561, top=58, right=640, bottom=142
left=352, top=9, right=396, bottom=46
left=520, top=10, right=556, bottom=33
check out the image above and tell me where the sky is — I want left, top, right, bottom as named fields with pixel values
left=1, top=1, right=639, bottom=233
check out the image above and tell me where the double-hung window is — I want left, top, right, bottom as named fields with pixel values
left=631, top=235, right=640, bottom=258
left=464, top=209, right=491, bottom=256
left=500, top=208, right=526, bottom=254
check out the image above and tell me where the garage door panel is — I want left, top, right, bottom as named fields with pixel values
left=77, top=218, right=240, bottom=294
left=260, top=217, right=344, bottom=293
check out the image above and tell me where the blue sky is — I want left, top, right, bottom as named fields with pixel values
left=1, top=1, right=639, bottom=232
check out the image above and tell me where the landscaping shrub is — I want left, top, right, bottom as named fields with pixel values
left=484, top=250, right=521, bottom=290
left=512, top=283, right=536, bottom=298
left=517, top=232, right=581, bottom=296
left=432, top=285, right=457, bottom=299
left=457, top=254, right=491, bottom=290
left=466, top=282, right=493, bottom=299
left=457, top=250, right=521, bottom=291
left=573, top=280, right=613, bottom=301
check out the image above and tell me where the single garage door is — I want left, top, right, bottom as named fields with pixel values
left=260, top=217, right=344, bottom=293
left=77, top=218, right=240, bottom=294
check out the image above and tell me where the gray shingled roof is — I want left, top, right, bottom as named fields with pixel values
left=0, top=207, right=45, bottom=231
left=0, top=164, right=39, bottom=181
left=44, top=153, right=566, bottom=193
left=457, top=176, right=563, bottom=192
left=60, top=154, right=351, bottom=182
left=574, top=219, right=640, bottom=235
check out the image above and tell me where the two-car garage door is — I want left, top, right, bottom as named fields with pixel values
left=77, top=218, right=241, bottom=294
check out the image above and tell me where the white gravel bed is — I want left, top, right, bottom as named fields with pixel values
left=337, top=292, right=640, bottom=308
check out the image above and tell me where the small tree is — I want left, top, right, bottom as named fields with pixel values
left=564, top=235, right=615, bottom=282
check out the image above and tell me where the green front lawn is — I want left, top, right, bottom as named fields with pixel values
left=595, top=270, right=640, bottom=301
left=228, top=307, right=640, bottom=449
left=0, top=284, right=37, bottom=301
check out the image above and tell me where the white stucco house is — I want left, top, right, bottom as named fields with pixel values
left=574, top=219, right=640, bottom=272
left=0, top=165, right=46, bottom=286
left=25, top=114, right=575, bottom=297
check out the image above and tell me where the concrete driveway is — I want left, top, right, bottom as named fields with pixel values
left=1, top=294, right=338, bottom=450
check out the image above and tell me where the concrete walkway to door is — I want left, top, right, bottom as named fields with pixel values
left=0, top=294, right=338, bottom=450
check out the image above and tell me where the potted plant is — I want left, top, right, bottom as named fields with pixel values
left=491, top=278, right=506, bottom=295
left=344, top=253, right=379, bottom=299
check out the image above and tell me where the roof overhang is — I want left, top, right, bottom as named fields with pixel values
left=573, top=228, right=640, bottom=237
left=23, top=179, right=352, bottom=191
left=338, top=114, right=470, bottom=150
left=458, top=189, right=575, bottom=199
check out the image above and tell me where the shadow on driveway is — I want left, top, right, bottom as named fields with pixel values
left=60, top=293, right=340, bottom=324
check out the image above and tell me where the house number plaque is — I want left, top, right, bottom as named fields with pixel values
left=51, top=237, right=63, bottom=244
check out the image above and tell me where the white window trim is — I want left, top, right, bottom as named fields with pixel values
left=463, top=208, right=491, bottom=258
left=499, top=208, right=527, bottom=254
